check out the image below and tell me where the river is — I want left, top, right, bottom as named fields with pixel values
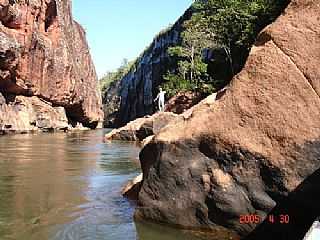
left=0, top=130, right=209, bottom=240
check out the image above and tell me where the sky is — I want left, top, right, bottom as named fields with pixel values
left=72, top=0, right=193, bottom=78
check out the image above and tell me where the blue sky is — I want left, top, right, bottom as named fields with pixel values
left=72, top=0, right=192, bottom=78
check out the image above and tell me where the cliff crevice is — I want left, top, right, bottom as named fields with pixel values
left=269, top=38, right=320, bottom=99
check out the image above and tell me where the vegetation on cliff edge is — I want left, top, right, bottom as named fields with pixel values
left=101, top=0, right=289, bottom=100
left=162, top=0, right=289, bottom=97
left=100, top=59, right=133, bottom=97
left=99, top=23, right=177, bottom=98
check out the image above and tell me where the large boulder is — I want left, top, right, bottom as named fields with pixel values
left=135, top=0, right=320, bottom=238
left=105, top=112, right=182, bottom=142
left=0, top=0, right=103, bottom=131
left=164, top=91, right=204, bottom=114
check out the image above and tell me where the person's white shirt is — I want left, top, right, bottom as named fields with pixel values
left=154, top=89, right=166, bottom=111
left=158, top=91, right=165, bottom=101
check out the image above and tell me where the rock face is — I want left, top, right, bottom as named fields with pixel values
left=0, top=92, right=68, bottom=133
left=103, top=79, right=121, bottom=127
left=0, top=0, right=103, bottom=132
left=103, top=8, right=192, bottom=128
left=135, top=0, right=320, bottom=238
left=304, top=220, right=320, bottom=240
left=122, top=173, right=143, bottom=201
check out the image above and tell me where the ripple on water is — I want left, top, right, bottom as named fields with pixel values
left=0, top=130, right=217, bottom=240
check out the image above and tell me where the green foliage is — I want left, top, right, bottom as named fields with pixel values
left=162, top=73, right=195, bottom=97
left=162, top=0, right=288, bottom=97
left=162, top=12, right=214, bottom=97
left=100, top=59, right=132, bottom=96
left=194, top=0, right=289, bottom=49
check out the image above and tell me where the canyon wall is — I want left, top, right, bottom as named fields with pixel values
left=135, top=0, right=320, bottom=238
left=0, top=0, right=103, bottom=133
left=103, top=8, right=192, bottom=127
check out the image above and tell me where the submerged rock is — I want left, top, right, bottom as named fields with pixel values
left=134, top=0, right=320, bottom=238
left=0, top=0, right=103, bottom=132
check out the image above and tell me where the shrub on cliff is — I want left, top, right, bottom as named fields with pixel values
left=195, top=0, right=290, bottom=49
left=100, top=59, right=133, bottom=96
left=162, top=12, right=214, bottom=97
left=162, top=0, right=290, bottom=98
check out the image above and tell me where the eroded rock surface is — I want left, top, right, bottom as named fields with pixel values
left=0, top=0, right=103, bottom=132
left=122, top=173, right=143, bottom=201
left=135, top=0, right=320, bottom=238
left=165, top=91, right=204, bottom=114
left=0, top=92, right=68, bottom=133
left=105, top=112, right=181, bottom=142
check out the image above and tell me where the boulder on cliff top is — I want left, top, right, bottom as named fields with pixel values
left=135, top=0, right=320, bottom=238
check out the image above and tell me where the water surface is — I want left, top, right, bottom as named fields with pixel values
left=0, top=130, right=209, bottom=240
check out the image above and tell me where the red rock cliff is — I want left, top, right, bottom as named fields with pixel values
left=0, top=0, right=103, bottom=132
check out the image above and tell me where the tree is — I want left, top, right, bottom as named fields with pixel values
left=164, top=12, right=213, bottom=92
left=194, top=0, right=289, bottom=76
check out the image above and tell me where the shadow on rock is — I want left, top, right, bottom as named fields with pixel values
left=244, top=167, right=320, bottom=240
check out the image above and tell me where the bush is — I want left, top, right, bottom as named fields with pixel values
left=162, top=73, right=196, bottom=98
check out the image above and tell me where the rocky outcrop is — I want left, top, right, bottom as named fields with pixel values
left=103, top=8, right=193, bottom=128
left=105, top=111, right=181, bottom=142
left=122, top=173, right=143, bottom=201
left=134, top=0, right=320, bottom=238
left=164, top=91, right=203, bottom=114
left=0, top=92, right=69, bottom=133
left=0, top=0, right=103, bottom=133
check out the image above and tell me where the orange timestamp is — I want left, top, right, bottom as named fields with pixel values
left=239, top=214, right=290, bottom=224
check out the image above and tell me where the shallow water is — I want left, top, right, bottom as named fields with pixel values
left=0, top=130, right=210, bottom=240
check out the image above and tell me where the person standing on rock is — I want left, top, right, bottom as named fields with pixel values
left=154, top=87, right=166, bottom=112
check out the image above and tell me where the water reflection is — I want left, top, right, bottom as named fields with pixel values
left=0, top=130, right=211, bottom=240
left=0, top=132, right=101, bottom=239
